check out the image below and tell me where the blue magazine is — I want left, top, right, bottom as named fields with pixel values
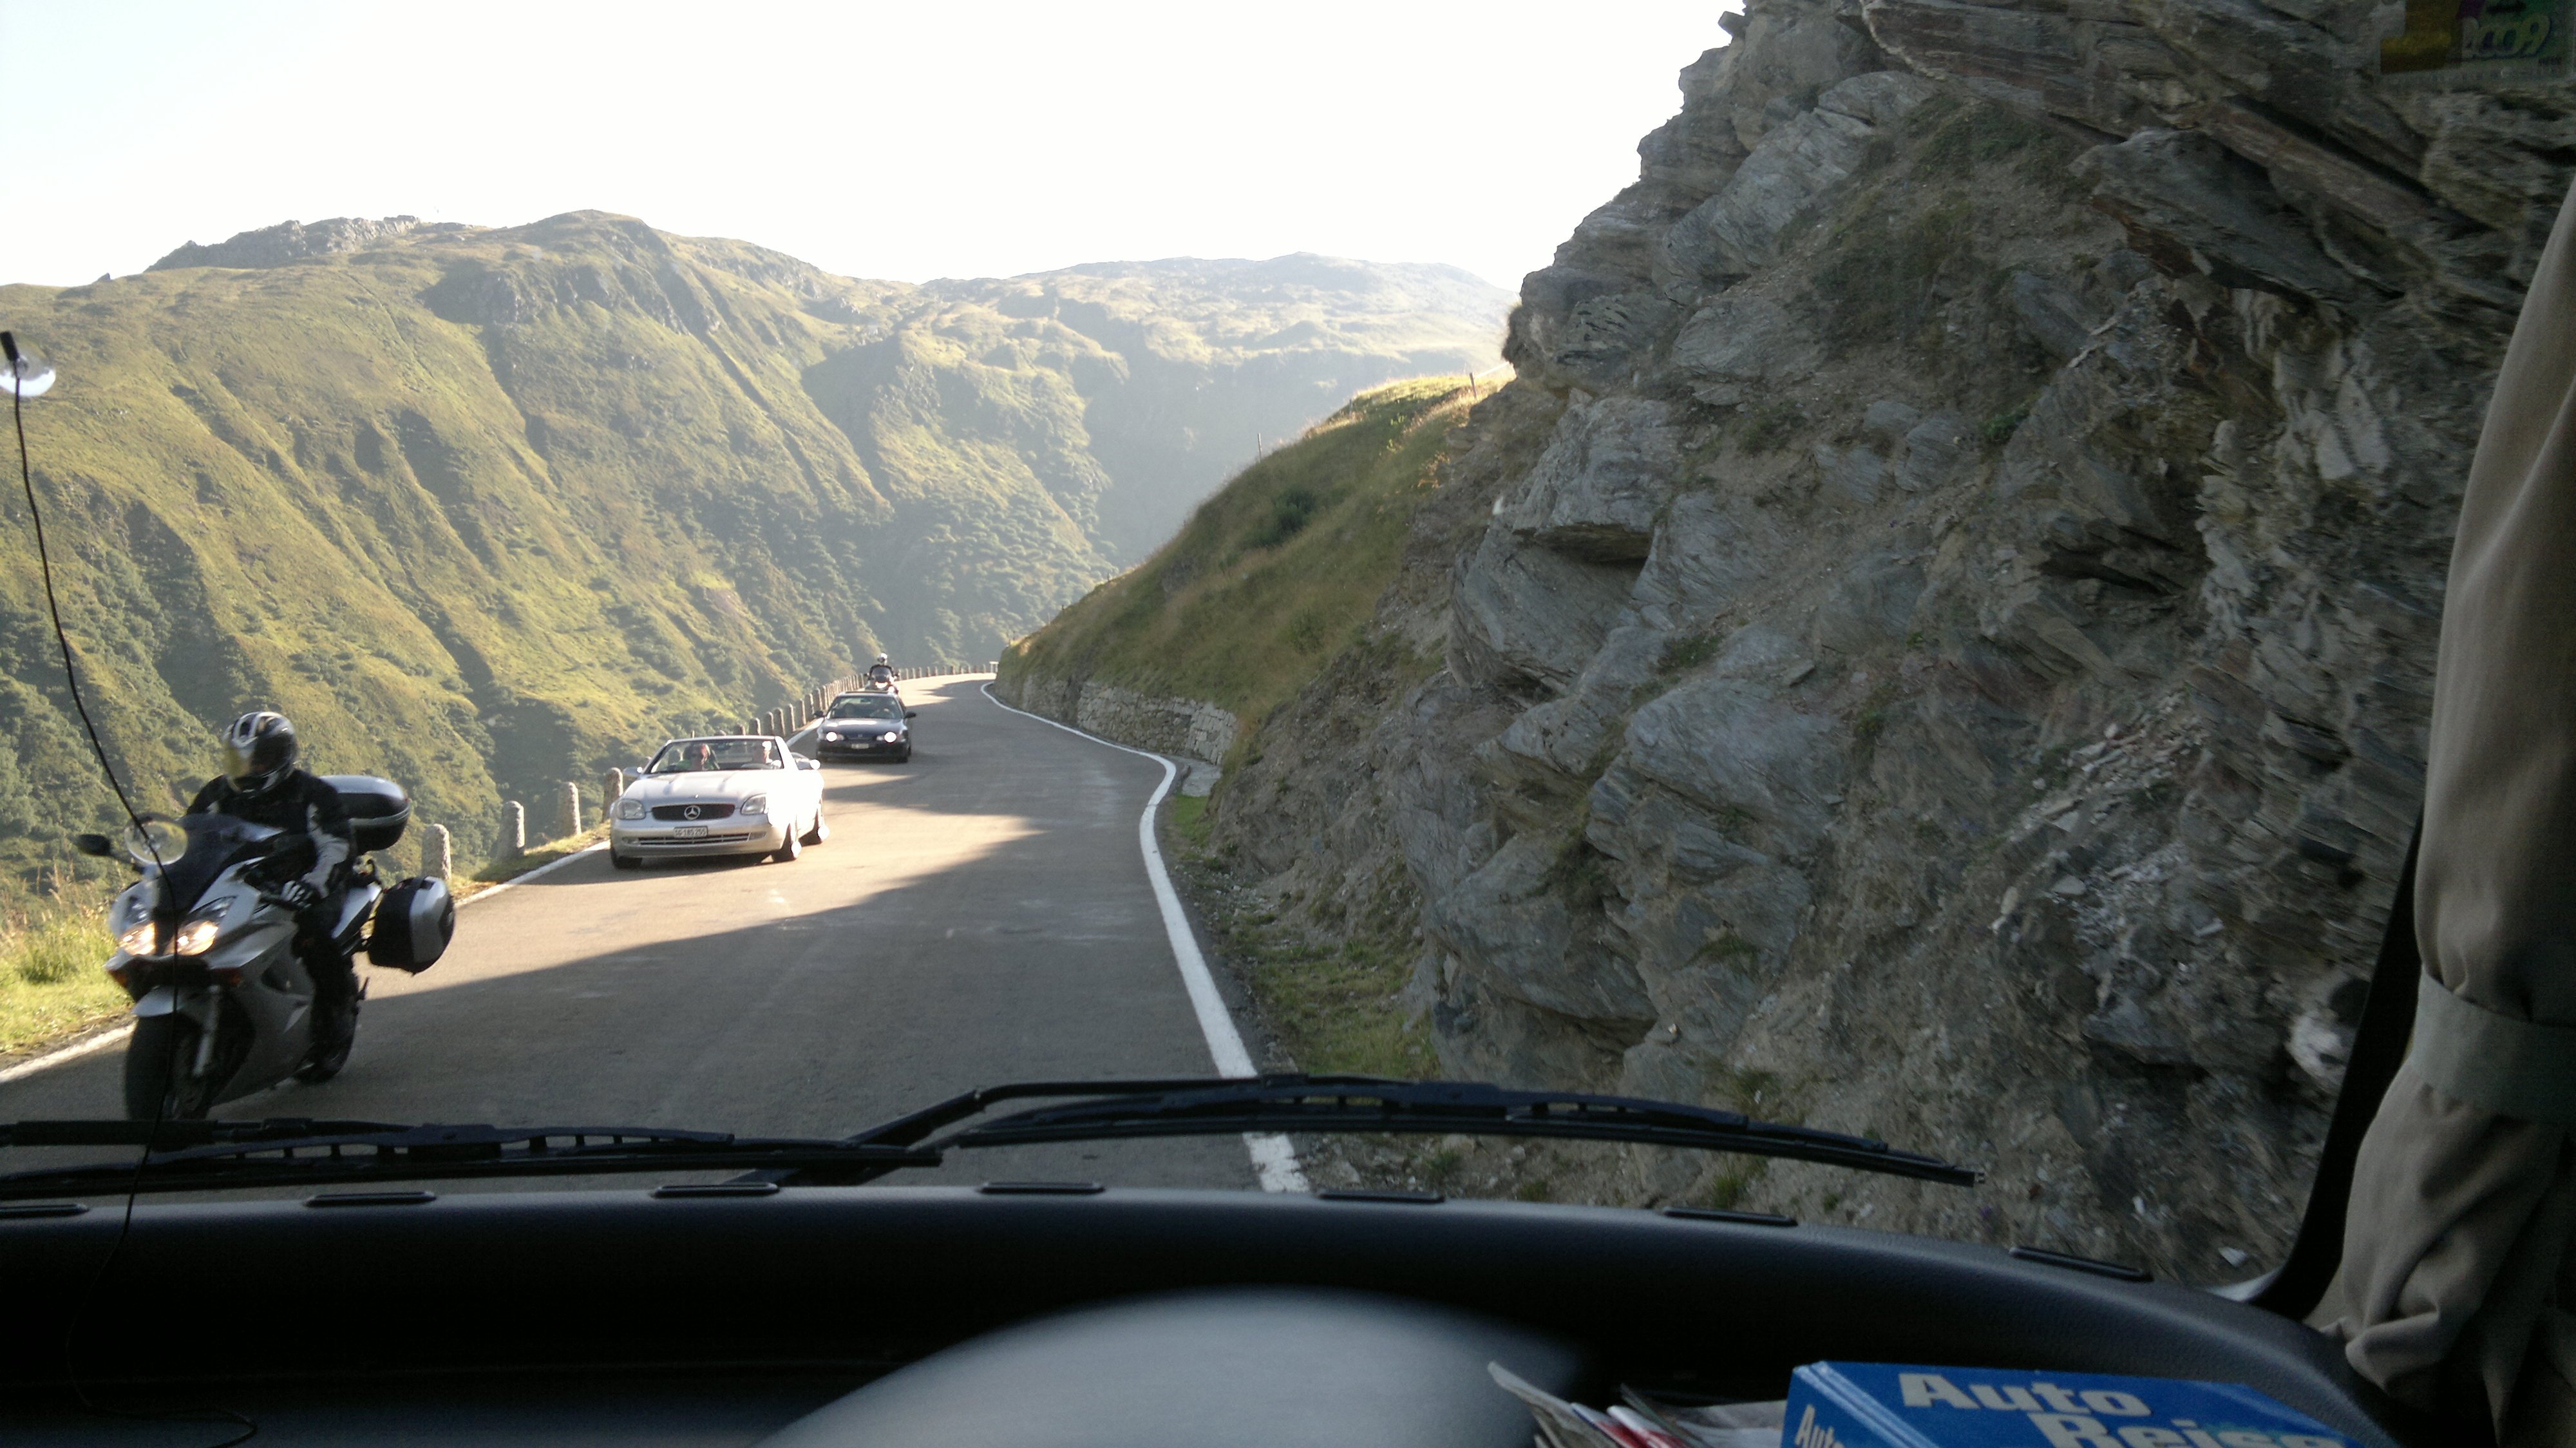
left=1784, top=1362, right=2361, bottom=1448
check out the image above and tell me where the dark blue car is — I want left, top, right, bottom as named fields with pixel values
left=813, top=691, right=913, bottom=763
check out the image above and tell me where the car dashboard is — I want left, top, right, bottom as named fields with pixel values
left=1, top=1185, right=2427, bottom=1447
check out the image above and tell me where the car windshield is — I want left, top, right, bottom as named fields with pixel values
left=645, top=738, right=782, bottom=773
left=4, top=3, right=2490, bottom=1313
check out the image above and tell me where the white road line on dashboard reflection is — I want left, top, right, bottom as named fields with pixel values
left=980, top=682, right=1310, bottom=1194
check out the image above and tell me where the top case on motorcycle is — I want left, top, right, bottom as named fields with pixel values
left=323, top=775, right=412, bottom=853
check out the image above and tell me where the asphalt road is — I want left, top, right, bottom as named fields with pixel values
left=0, top=678, right=1260, bottom=1191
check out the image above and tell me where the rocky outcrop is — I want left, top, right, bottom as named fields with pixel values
left=149, top=216, right=452, bottom=270
left=1204, top=0, right=2574, bottom=1277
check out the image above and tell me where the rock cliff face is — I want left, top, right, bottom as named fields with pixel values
left=1206, top=0, right=2574, bottom=1276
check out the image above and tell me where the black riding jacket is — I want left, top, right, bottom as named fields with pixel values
left=185, top=769, right=353, bottom=893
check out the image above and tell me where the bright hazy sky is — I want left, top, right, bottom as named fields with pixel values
left=0, top=2, right=1736, bottom=292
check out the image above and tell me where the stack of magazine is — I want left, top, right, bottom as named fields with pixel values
left=1488, top=1364, right=1785, bottom=1448
left=1492, top=1361, right=2365, bottom=1448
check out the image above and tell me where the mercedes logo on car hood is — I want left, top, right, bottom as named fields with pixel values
left=683, top=805, right=701, bottom=819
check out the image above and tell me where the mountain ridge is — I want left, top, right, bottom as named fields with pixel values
left=0, top=211, right=1504, bottom=890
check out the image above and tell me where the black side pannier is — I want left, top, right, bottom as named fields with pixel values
left=323, top=774, right=413, bottom=853
left=368, top=876, right=453, bottom=973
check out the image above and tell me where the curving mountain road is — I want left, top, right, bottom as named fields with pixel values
left=0, top=679, right=1266, bottom=1191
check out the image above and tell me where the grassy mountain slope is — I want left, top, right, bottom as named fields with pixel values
left=0, top=213, right=1504, bottom=895
left=999, top=376, right=1479, bottom=741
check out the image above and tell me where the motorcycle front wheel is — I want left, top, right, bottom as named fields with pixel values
left=123, top=1014, right=223, bottom=1121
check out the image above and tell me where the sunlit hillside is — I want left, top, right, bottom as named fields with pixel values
left=0, top=213, right=1504, bottom=891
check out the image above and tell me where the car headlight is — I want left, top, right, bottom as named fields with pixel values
left=614, top=797, right=645, bottom=820
left=739, top=794, right=768, bottom=817
left=822, top=730, right=841, bottom=742
left=171, top=899, right=234, bottom=957
left=117, top=920, right=160, bottom=957
left=880, top=731, right=902, bottom=743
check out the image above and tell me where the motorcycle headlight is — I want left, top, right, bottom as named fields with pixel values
left=880, top=731, right=902, bottom=743
left=614, top=797, right=645, bottom=820
left=739, top=794, right=768, bottom=817
left=116, top=920, right=160, bottom=957
left=169, top=898, right=235, bottom=957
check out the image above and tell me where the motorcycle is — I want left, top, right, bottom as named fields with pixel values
left=71, top=776, right=452, bottom=1121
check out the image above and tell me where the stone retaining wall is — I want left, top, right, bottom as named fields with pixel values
left=994, top=672, right=1238, bottom=773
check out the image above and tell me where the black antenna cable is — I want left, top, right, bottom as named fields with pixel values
left=3, top=332, right=158, bottom=844
left=6, top=330, right=247, bottom=1445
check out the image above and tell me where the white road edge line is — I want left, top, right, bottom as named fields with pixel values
left=0, top=1022, right=133, bottom=1083
left=980, top=681, right=1309, bottom=1194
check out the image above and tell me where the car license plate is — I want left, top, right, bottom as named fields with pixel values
left=674, top=825, right=708, bottom=839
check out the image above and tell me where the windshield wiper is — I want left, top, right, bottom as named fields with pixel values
left=0, top=1078, right=1978, bottom=1200
left=0, top=1119, right=936, bottom=1201
left=773, top=1075, right=1979, bottom=1188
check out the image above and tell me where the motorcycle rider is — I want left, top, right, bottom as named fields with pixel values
left=185, top=710, right=358, bottom=1054
left=866, top=654, right=896, bottom=689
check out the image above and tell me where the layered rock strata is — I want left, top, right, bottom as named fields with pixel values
left=1206, top=0, right=2574, bottom=1276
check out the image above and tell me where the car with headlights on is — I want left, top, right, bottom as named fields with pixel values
left=813, top=691, right=914, bottom=763
left=607, top=734, right=826, bottom=868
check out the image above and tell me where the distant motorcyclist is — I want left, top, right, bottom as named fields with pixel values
left=866, top=654, right=896, bottom=689
left=186, top=711, right=357, bottom=1054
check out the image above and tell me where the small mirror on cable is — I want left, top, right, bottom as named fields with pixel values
left=0, top=332, right=55, bottom=398
left=70, top=832, right=113, bottom=858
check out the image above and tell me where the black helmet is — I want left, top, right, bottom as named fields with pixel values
left=219, top=710, right=299, bottom=794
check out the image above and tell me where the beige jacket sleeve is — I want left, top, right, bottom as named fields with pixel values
left=2336, top=176, right=2576, bottom=1446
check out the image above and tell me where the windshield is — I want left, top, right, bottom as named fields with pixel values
left=2, top=1, right=2480, bottom=1302
left=645, top=738, right=782, bottom=773
left=152, top=814, right=283, bottom=915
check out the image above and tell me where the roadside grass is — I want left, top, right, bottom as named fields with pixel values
left=1188, top=872, right=1436, bottom=1080
left=457, top=823, right=611, bottom=903
left=1239, top=932, right=1437, bottom=1080
left=1168, top=794, right=1213, bottom=850
left=0, top=882, right=129, bottom=1058
left=1001, top=375, right=1483, bottom=742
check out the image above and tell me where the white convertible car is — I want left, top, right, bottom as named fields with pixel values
left=607, top=735, right=828, bottom=869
